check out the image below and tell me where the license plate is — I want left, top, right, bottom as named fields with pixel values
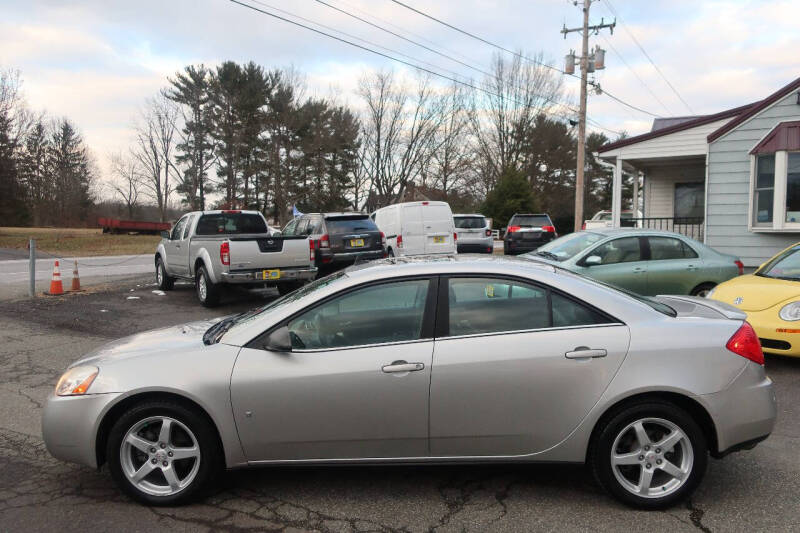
left=262, top=269, right=281, bottom=280
left=433, top=236, right=445, bottom=244
left=350, top=238, right=365, bottom=247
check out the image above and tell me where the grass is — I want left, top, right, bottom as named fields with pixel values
left=0, top=227, right=160, bottom=257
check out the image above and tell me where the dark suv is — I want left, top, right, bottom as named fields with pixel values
left=282, top=213, right=387, bottom=274
left=503, top=213, right=558, bottom=255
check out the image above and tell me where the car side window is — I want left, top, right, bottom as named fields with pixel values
left=307, top=217, right=323, bottom=235
left=587, top=237, right=642, bottom=265
left=448, top=278, right=549, bottom=336
left=171, top=216, right=188, bottom=240
left=648, top=237, right=698, bottom=260
left=551, top=293, right=612, bottom=328
left=294, top=218, right=310, bottom=236
left=182, top=215, right=194, bottom=240
left=282, top=219, right=298, bottom=236
left=287, top=279, right=431, bottom=350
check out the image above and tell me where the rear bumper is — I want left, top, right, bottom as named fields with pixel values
left=457, top=243, right=494, bottom=254
left=220, top=267, right=317, bottom=284
left=504, top=234, right=556, bottom=254
left=319, top=249, right=386, bottom=265
left=699, top=362, right=776, bottom=454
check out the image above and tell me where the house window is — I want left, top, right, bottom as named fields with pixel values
left=787, top=153, right=800, bottom=223
left=754, top=154, right=775, bottom=225
left=674, top=182, right=704, bottom=219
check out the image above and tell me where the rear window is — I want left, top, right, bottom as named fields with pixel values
left=510, top=215, right=550, bottom=227
left=195, top=213, right=267, bottom=235
left=454, top=216, right=486, bottom=229
left=325, top=216, right=378, bottom=233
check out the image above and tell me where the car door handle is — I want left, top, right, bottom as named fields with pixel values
left=175, top=243, right=181, bottom=249
left=565, top=348, right=607, bottom=359
left=632, top=267, right=645, bottom=273
left=382, top=360, right=425, bottom=373
left=686, top=264, right=698, bottom=271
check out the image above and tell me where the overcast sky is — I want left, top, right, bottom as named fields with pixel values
left=2, top=0, right=799, bottom=184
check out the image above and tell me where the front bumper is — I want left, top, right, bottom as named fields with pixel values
left=42, top=392, right=121, bottom=468
left=220, top=267, right=317, bottom=284
left=744, top=309, right=800, bottom=357
left=699, top=362, right=776, bottom=454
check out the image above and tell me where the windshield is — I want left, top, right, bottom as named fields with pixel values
left=526, top=231, right=604, bottom=262
left=757, top=245, right=800, bottom=281
left=203, top=271, right=348, bottom=344
left=510, top=215, right=550, bottom=227
left=454, top=216, right=486, bottom=229
left=325, top=216, right=377, bottom=233
left=196, top=213, right=267, bottom=235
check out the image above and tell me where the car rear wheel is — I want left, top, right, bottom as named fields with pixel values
left=195, top=266, right=221, bottom=307
left=155, top=257, right=174, bottom=291
left=590, top=401, right=708, bottom=509
left=690, top=283, right=716, bottom=298
left=106, top=401, right=222, bottom=506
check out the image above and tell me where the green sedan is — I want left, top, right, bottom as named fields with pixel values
left=523, top=229, right=743, bottom=296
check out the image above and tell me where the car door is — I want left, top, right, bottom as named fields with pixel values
left=230, top=277, right=437, bottom=461
left=423, top=204, right=455, bottom=254
left=644, top=236, right=702, bottom=295
left=574, top=236, right=649, bottom=294
left=166, top=215, right=189, bottom=276
left=401, top=204, right=425, bottom=255
left=429, top=276, right=629, bottom=457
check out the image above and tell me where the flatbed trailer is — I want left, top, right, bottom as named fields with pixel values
left=98, top=217, right=172, bottom=234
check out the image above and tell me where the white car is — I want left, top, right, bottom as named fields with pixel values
left=372, top=201, right=456, bottom=257
left=453, top=214, right=494, bottom=254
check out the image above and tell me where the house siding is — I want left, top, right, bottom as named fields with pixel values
left=706, top=92, right=800, bottom=266
left=643, top=164, right=705, bottom=217
left=601, top=119, right=730, bottom=159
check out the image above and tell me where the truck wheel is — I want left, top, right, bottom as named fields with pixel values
left=195, top=266, right=220, bottom=307
left=155, top=257, right=174, bottom=291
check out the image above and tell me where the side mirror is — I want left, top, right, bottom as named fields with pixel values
left=584, top=255, right=602, bottom=266
left=161, top=230, right=171, bottom=240
left=264, top=326, right=292, bottom=352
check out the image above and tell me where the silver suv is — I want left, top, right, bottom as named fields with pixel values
left=453, top=214, right=494, bottom=254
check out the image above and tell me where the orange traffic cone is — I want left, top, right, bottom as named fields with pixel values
left=46, top=260, right=64, bottom=296
left=70, top=259, right=82, bottom=292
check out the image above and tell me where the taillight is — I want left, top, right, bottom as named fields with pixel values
left=581, top=222, right=586, bottom=230
left=542, top=225, right=556, bottom=233
left=485, top=229, right=492, bottom=237
left=380, top=231, right=387, bottom=247
left=507, top=225, right=521, bottom=233
left=397, top=234, right=403, bottom=248
left=309, top=239, right=315, bottom=262
left=319, top=234, right=330, bottom=249
left=220, top=241, right=230, bottom=265
left=735, top=260, right=744, bottom=276
left=726, top=322, right=764, bottom=365
left=454, top=232, right=458, bottom=242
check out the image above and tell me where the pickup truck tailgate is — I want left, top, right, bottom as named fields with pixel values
left=228, top=236, right=311, bottom=269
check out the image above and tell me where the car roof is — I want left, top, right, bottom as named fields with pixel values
left=453, top=213, right=486, bottom=218
left=584, top=228, right=696, bottom=238
left=344, top=254, right=556, bottom=280
left=512, top=213, right=550, bottom=217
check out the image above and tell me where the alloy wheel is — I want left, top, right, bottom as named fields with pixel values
left=119, top=416, right=201, bottom=497
left=610, top=417, right=693, bottom=499
left=197, top=274, right=207, bottom=301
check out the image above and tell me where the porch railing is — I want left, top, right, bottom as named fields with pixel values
left=627, top=217, right=705, bottom=241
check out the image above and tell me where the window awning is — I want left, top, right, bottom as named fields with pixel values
left=751, top=121, right=800, bottom=155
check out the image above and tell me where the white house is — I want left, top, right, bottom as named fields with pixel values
left=598, top=76, right=800, bottom=266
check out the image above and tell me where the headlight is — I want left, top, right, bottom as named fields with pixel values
left=779, top=302, right=800, bottom=321
left=55, top=366, right=99, bottom=396
left=706, top=288, right=715, bottom=298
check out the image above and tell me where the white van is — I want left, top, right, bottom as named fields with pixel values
left=371, top=201, right=457, bottom=257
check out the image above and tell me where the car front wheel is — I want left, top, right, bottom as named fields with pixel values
left=590, top=401, right=708, bottom=509
left=155, top=257, right=174, bottom=291
left=106, top=401, right=222, bottom=506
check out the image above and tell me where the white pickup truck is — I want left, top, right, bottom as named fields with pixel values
left=155, top=210, right=316, bottom=307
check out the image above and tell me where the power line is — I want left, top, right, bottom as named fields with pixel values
left=227, top=0, right=578, bottom=124
left=388, top=0, right=661, bottom=119
left=600, top=33, right=672, bottom=115
left=602, top=0, right=694, bottom=114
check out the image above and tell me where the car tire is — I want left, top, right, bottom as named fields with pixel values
left=387, top=248, right=395, bottom=257
left=195, top=266, right=220, bottom=307
left=155, top=256, right=174, bottom=291
left=589, top=401, right=708, bottom=510
left=690, top=283, right=716, bottom=298
left=106, top=400, right=223, bottom=506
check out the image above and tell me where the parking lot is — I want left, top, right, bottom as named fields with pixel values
left=1, top=274, right=799, bottom=532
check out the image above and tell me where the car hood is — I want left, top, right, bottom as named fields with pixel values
left=71, top=319, right=221, bottom=367
left=710, top=274, right=800, bottom=311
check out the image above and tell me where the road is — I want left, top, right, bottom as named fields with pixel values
left=0, top=276, right=799, bottom=531
left=0, top=251, right=153, bottom=299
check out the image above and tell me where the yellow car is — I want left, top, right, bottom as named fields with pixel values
left=709, top=242, right=800, bottom=357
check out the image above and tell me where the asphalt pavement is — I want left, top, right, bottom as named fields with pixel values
left=0, top=276, right=799, bottom=532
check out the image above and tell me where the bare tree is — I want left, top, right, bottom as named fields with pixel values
left=358, top=70, right=445, bottom=210
left=428, top=83, right=473, bottom=198
left=132, top=94, right=180, bottom=222
left=470, top=51, right=567, bottom=196
left=108, top=151, right=142, bottom=219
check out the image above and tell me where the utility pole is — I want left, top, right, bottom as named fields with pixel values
left=562, top=1, right=615, bottom=232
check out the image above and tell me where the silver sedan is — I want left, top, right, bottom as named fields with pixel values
left=42, top=256, right=776, bottom=509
